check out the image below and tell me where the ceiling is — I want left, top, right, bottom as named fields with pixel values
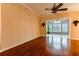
left=25, top=3, right=79, bottom=15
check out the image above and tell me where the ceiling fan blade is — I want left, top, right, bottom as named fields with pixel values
left=45, top=8, right=51, bottom=10
left=55, top=3, right=63, bottom=10
left=52, top=3, right=56, bottom=10
left=57, top=8, right=68, bottom=11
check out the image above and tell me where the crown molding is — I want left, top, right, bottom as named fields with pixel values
left=21, top=3, right=40, bottom=17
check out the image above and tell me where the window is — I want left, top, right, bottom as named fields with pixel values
left=62, top=23, right=68, bottom=33
left=53, top=21, right=61, bottom=32
left=47, top=19, right=69, bottom=34
left=48, top=23, right=53, bottom=33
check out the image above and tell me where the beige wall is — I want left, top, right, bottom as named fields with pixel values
left=40, top=11, right=79, bottom=40
left=1, top=4, right=40, bottom=51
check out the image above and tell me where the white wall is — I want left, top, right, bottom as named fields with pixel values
left=1, top=4, right=40, bottom=51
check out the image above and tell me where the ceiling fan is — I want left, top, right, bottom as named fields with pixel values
left=45, top=3, right=68, bottom=13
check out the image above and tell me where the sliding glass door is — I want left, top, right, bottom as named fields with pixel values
left=47, top=19, right=69, bottom=34
left=46, top=18, right=70, bottom=49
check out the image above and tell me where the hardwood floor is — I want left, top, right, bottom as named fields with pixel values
left=0, top=37, right=79, bottom=56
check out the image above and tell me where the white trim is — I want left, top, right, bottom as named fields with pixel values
left=68, top=17, right=71, bottom=47
left=71, top=38, right=79, bottom=40
left=0, top=35, right=40, bottom=53
left=70, top=36, right=79, bottom=40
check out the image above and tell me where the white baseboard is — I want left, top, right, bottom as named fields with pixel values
left=70, top=37, right=79, bottom=40
left=0, top=35, right=40, bottom=53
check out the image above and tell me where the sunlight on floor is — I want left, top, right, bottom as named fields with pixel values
left=46, top=34, right=69, bottom=50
